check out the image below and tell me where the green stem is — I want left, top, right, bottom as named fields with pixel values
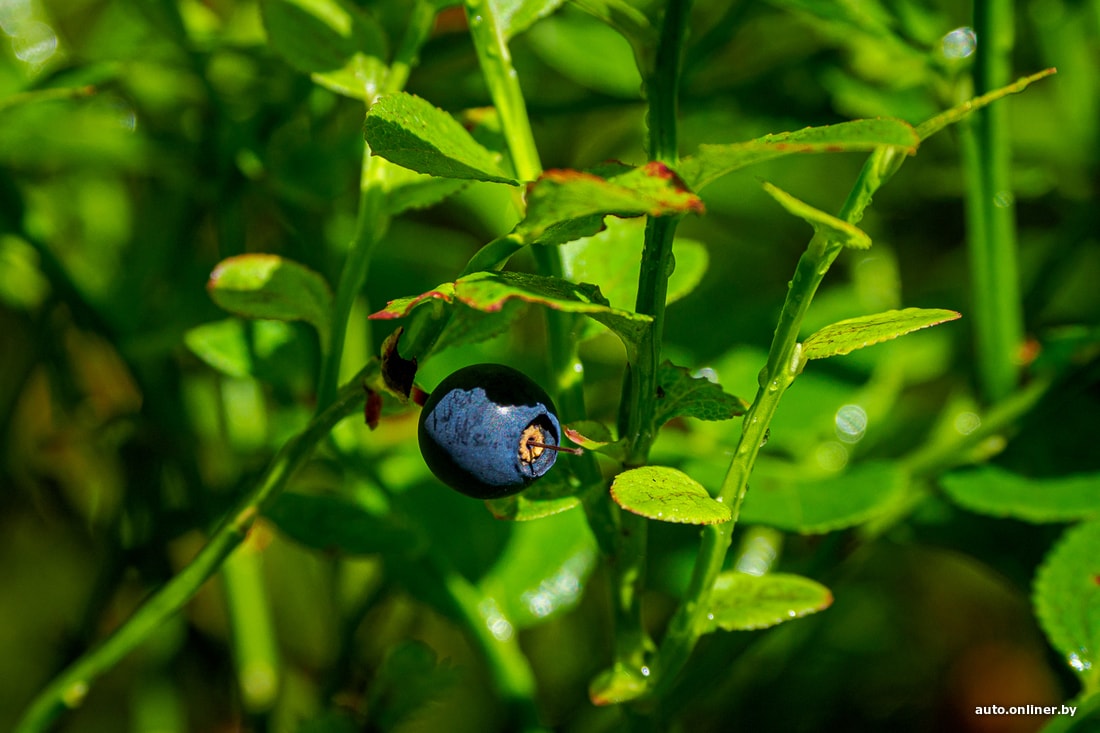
left=966, top=0, right=1022, bottom=403
left=14, top=366, right=373, bottom=733
left=315, top=2, right=438, bottom=411
left=651, top=143, right=900, bottom=696
left=317, top=152, right=386, bottom=412
left=434, top=557, right=547, bottom=732
left=464, top=0, right=542, bottom=181
left=597, top=0, right=693, bottom=703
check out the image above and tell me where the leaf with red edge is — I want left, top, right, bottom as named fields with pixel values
left=369, top=282, right=455, bottom=320
left=563, top=421, right=626, bottom=461
left=515, top=161, right=704, bottom=243
left=370, top=272, right=651, bottom=360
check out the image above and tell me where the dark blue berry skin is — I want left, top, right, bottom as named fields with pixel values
left=418, top=364, right=562, bottom=499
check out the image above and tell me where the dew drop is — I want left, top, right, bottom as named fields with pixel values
left=993, top=191, right=1014, bottom=208
left=759, top=428, right=770, bottom=448
left=941, top=26, right=977, bottom=60
left=12, top=20, right=56, bottom=65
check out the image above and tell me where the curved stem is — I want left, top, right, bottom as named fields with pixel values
left=651, top=144, right=899, bottom=697
left=14, top=366, right=374, bottom=733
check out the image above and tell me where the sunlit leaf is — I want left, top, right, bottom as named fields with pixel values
left=1033, top=521, right=1100, bottom=683
left=611, top=466, right=731, bottom=524
left=560, top=218, right=709, bottom=336
left=702, top=571, right=833, bottom=632
left=942, top=465, right=1100, bottom=523
left=679, top=118, right=918, bottom=190
left=762, top=181, right=871, bottom=249
left=365, top=93, right=517, bottom=184
left=802, top=308, right=961, bottom=360
left=369, top=272, right=652, bottom=360
left=207, top=254, right=332, bottom=350
left=516, top=162, right=704, bottom=243
left=653, top=361, right=749, bottom=428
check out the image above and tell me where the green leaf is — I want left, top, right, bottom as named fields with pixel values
left=184, top=319, right=255, bottom=378
left=588, top=663, right=650, bottom=706
left=516, top=162, right=705, bottom=243
left=569, top=0, right=657, bottom=70
left=942, top=466, right=1100, bottom=523
left=560, top=218, right=709, bottom=340
left=740, top=461, right=909, bottom=534
left=702, top=572, right=833, bottom=632
left=917, top=68, right=1057, bottom=141
left=762, top=181, right=871, bottom=249
left=378, top=158, right=470, bottom=215
left=207, top=254, right=333, bottom=351
left=485, top=471, right=583, bottom=520
left=264, top=493, right=425, bottom=556
left=479, top=509, right=596, bottom=628
left=562, top=420, right=627, bottom=461
left=491, top=0, right=566, bottom=39
left=457, top=272, right=652, bottom=356
left=1033, top=521, right=1100, bottom=688
left=369, top=272, right=652, bottom=361
left=653, top=361, right=749, bottom=428
left=260, top=0, right=388, bottom=100
left=802, top=308, right=961, bottom=360
left=365, top=93, right=517, bottom=184
left=525, top=7, right=643, bottom=98
left=678, top=118, right=919, bottom=191
left=611, top=466, right=731, bottom=525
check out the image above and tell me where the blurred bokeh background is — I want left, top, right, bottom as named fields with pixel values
left=1, top=0, right=1098, bottom=731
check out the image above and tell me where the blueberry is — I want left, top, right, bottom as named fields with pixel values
left=417, top=363, right=571, bottom=499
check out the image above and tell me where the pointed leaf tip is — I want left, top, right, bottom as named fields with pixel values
left=802, top=308, right=961, bottom=360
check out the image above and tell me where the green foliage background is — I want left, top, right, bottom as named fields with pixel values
left=1, top=0, right=1098, bottom=731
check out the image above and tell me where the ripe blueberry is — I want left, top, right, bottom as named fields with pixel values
left=417, top=363, right=573, bottom=499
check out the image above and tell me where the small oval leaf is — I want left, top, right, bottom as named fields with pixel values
left=1033, top=521, right=1100, bottom=682
left=611, top=466, right=731, bottom=525
left=703, top=571, right=833, bottom=632
left=802, top=307, right=961, bottom=360
left=207, top=254, right=333, bottom=349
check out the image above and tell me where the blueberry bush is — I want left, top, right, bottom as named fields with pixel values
left=3, top=0, right=1099, bottom=731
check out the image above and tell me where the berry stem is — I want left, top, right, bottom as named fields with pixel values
left=526, top=441, right=584, bottom=456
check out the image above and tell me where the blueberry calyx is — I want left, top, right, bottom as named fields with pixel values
left=417, top=363, right=572, bottom=500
